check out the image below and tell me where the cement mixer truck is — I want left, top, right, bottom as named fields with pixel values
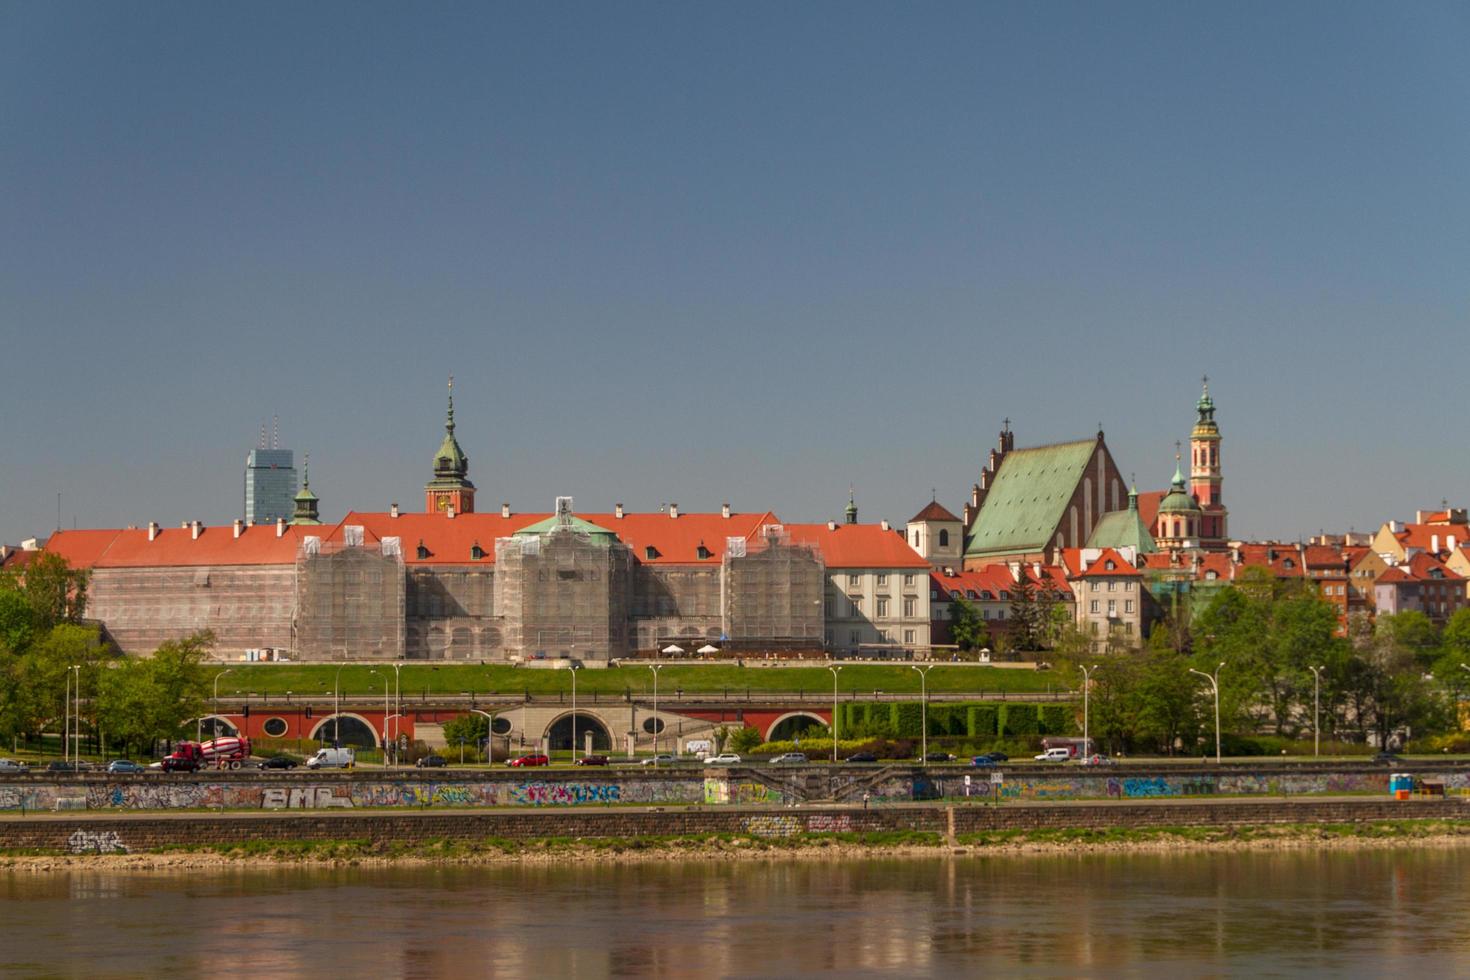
left=160, top=736, right=252, bottom=772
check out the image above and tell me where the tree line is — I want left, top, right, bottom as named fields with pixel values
left=0, top=555, right=212, bottom=758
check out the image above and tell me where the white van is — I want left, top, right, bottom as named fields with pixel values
left=1033, top=747, right=1073, bottom=763
left=306, top=747, right=356, bottom=769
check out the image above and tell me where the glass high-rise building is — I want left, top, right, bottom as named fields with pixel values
left=244, top=449, right=297, bottom=524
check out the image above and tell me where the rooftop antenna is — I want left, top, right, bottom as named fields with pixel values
left=272, top=415, right=279, bottom=451
left=259, top=423, right=267, bottom=450
left=56, top=490, right=61, bottom=532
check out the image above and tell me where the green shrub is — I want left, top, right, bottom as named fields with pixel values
left=1000, top=704, right=1039, bottom=736
left=728, top=726, right=764, bottom=753
left=967, top=705, right=999, bottom=738
left=893, top=703, right=923, bottom=737
left=1039, top=705, right=1072, bottom=735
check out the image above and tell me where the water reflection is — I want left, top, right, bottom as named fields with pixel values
left=3, top=848, right=1470, bottom=977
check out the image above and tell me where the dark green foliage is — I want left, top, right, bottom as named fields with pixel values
left=967, top=704, right=999, bottom=737
left=1039, top=704, right=1072, bottom=735
left=1000, top=704, right=1039, bottom=736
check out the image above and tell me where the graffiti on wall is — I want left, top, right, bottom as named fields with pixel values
left=743, top=815, right=800, bottom=838
left=806, top=814, right=853, bottom=833
left=0, top=787, right=47, bottom=811
left=263, top=786, right=354, bottom=809
left=68, top=830, right=128, bottom=854
left=704, top=778, right=783, bottom=805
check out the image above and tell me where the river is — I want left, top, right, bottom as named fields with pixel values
left=3, top=847, right=1468, bottom=977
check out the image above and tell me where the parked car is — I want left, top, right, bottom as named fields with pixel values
left=1034, top=747, right=1073, bottom=762
left=843, top=751, right=878, bottom=764
left=969, top=755, right=997, bottom=767
left=1372, top=752, right=1402, bottom=764
left=769, top=752, right=808, bottom=765
left=0, top=759, right=29, bottom=774
left=416, top=754, right=447, bottom=768
left=305, top=747, right=356, bottom=770
left=261, top=755, right=299, bottom=770
left=641, top=754, right=677, bottom=766
left=985, top=751, right=1009, bottom=762
left=1079, top=754, right=1115, bottom=767
left=507, top=754, right=550, bottom=768
left=576, top=755, right=610, bottom=766
left=702, top=753, right=742, bottom=766
left=106, top=760, right=146, bottom=774
left=924, top=752, right=954, bottom=762
left=46, top=761, right=78, bottom=773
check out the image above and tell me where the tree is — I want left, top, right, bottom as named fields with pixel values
left=95, top=632, right=211, bottom=756
left=728, top=726, right=763, bottom=753
left=442, top=713, right=490, bottom=749
left=18, top=553, right=89, bottom=630
left=949, top=597, right=987, bottom=652
left=1006, top=574, right=1045, bottom=651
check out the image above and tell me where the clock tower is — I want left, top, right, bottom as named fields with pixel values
left=424, top=376, right=476, bottom=514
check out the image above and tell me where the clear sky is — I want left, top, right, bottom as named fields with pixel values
left=3, top=2, right=1467, bottom=546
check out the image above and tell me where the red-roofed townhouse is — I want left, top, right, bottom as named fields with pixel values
left=785, top=521, right=933, bottom=654
left=1058, top=547, right=1145, bottom=651
left=1374, top=554, right=1467, bottom=623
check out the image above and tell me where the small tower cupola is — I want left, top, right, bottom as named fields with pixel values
left=845, top=486, right=858, bottom=525
left=290, top=452, right=322, bottom=525
left=425, top=375, right=477, bottom=514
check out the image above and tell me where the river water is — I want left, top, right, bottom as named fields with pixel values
left=3, top=847, right=1469, bottom=977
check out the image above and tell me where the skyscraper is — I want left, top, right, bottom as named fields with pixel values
left=244, top=422, right=297, bottom=524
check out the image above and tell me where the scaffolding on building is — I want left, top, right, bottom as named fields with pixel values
left=720, top=523, right=825, bottom=648
left=293, top=531, right=406, bottom=660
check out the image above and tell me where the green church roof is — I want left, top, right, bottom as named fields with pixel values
left=1086, top=497, right=1157, bottom=554
left=964, top=439, right=1099, bottom=559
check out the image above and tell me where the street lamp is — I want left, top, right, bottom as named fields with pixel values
left=910, top=664, right=934, bottom=764
left=1308, top=665, right=1325, bottom=757
left=828, top=664, right=844, bottom=763
left=205, top=668, right=233, bottom=743
left=63, top=667, right=71, bottom=765
left=333, top=663, right=347, bottom=748
left=70, top=664, right=81, bottom=763
left=648, top=664, right=663, bottom=764
left=1079, top=664, right=1099, bottom=759
left=467, top=709, right=497, bottom=765
left=370, top=669, right=390, bottom=765
left=1188, top=662, right=1225, bottom=764
left=569, top=663, right=581, bottom=763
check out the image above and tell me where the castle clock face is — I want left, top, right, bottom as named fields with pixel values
left=436, top=495, right=451, bottom=510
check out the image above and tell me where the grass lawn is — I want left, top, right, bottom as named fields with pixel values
left=220, top=663, right=1069, bottom=698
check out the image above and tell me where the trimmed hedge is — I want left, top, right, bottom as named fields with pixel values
left=1000, top=704, right=1039, bottom=736
left=968, top=705, right=999, bottom=738
left=1039, top=704, right=1073, bottom=735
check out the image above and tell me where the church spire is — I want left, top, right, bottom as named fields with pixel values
left=291, top=452, right=321, bottom=525
left=845, top=486, right=858, bottom=525
left=425, top=376, right=476, bottom=513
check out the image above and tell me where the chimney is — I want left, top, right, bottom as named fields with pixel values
left=1417, top=510, right=1429, bottom=524
left=501, top=502, right=511, bottom=518
left=827, top=520, right=837, bottom=531
left=1431, top=534, right=1439, bottom=554
left=1008, top=560, right=1022, bottom=579
left=615, top=503, right=624, bottom=519
left=446, top=504, right=456, bottom=519
left=147, top=521, right=159, bottom=542
left=669, top=503, right=679, bottom=519
left=1450, top=535, right=1458, bottom=552
left=1032, top=561, right=1042, bottom=579
left=233, top=519, right=243, bottom=539
left=390, top=503, right=399, bottom=519
left=276, top=518, right=286, bottom=538
left=722, top=503, right=731, bottom=519
left=880, top=519, right=890, bottom=531
left=944, top=566, right=955, bottom=577
left=191, top=521, right=202, bottom=540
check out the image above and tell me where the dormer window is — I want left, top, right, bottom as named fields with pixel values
left=416, top=540, right=429, bottom=560
left=966, top=590, right=978, bottom=600
left=1283, top=558, right=1295, bottom=569
left=471, top=541, right=484, bottom=561
left=1105, top=560, right=1116, bottom=570
left=645, top=545, right=659, bottom=560
left=697, top=543, right=712, bottom=560
left=999, top=590, right=1010, bottom=600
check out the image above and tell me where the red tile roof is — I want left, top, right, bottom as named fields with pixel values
left=1234, top=543, right=1306, bottom=577
left=1302, top=545, right=1348, bottom=570
left=41, top=529, right=125, bottom=569
left=1135, top=491, right=1166, bottom=532
left=94, top=525, right=327, bottom=567
left=1057, top=547, right=1141, bottom=578
left=1398, top=524, right=1468, bottom=555
left=784, top=523, right=931, bottom=569
left=909, top=501, right=961, bottom=524
left=930, top=564, right=1071, bottom=602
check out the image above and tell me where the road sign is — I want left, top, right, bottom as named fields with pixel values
left=989, top=771, right=1004, bottom=784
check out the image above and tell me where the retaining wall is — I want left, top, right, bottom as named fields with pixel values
left=5, top=797, right=1467, bottom=855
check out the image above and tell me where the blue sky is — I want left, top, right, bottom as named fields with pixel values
left=3, top=3, right=1467, bottom=545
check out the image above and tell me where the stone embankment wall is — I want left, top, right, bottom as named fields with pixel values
left=5, top=798, right=1467, bottom=855
left=2, top=761, right=1467, bottom=814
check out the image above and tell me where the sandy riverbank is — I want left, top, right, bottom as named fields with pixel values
left=4, top=821, right=1470, bottom=872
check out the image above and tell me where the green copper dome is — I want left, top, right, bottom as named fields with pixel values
left=1157, top=455, right=1200, bottom=515
left=514, top=514, right=618, bottom=541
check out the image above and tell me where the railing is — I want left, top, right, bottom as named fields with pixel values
left=211, top=688, right=1078, bottom=710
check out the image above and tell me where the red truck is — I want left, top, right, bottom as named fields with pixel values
left=161, top=737, right=252, bottom=772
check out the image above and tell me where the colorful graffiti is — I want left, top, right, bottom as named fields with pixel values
left=806, top=814, right=853, bottom=833
left=263, top=786, right=354, bottom=809
left=704, top=778, right=783, bottom=805
left=743, top=815, right=800, bottom=838
left=509, top=782, right=622, bottom=806
left=67, top=829, right=128, bottom=854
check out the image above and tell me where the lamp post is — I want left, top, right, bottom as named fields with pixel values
left=70, top=664, right=81, bottom=763
left=1308, top=665, right=1325, bottom=757
left=1079, top=663, right=1099, bottom=759
left=466, top=709, right=497, bottom=766
left=392, top=662, right=404, bottom=766
left=910, top=664, right=933, bottom=764
left=570, top=663, right=581, bottom=763
left=828, top=664, right=844, bottom=763
left=370, top=670, right=390, bottom=765
left=205, top=668, right=233, bottom=743
left=1188, top=662, right=1225, bottom=763
left=648, top=664, right=662, bottom=764
left=63, top=667, right=71, bottom=764
left=333, top=663, right=347, bottom=748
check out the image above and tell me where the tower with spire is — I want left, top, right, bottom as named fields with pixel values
left=1189, top=377, right=1228, bottom=549
left=424, top=376, right=476, bottom=514
left=290, top=453, right=322, bottom=525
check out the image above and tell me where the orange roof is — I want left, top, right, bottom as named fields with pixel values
left=330, top=510, right=783, bottom=566
left=1234, top=543, right=1306, bottom=577
left=42, top=529, right=124, bottom=569
left=1406, top=552, right=1462, bottom=581
left=1136, top=491, right=1166, bottom=532
left=1057, top=547, right=1141, bottom=578
left=1398, top=524, right=1468, bottom=554
left=1302, top=545, right=1347, bottom=570
left=1194, top=552, right=1234, bottom=580
left=784, top=523, right=931, bottom=569
left=931, top=564, right=1071, bottom=602
left=94, top=525, right=328, bottom=568
left=909, top=501, right=961, bottom=524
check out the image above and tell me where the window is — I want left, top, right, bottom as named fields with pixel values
left=877, top=598, right=889, bottom=618
left=966, top=590, right=978, bottom=600
left=1124, top=622, right=1134, bottom=635
left=939, top=529, right=950, bottom=547
left=1107, top=599, right=1116, bottom=615
left=904, top=574, right=915, bottom=586
left=848, top=573, right=860, bottom=587
left=1107, top=581, right=1116, bottom=592
left=904, top=629, right=915, bottom=644
left=1125, top=599, right=1135, bottom=614
left=903, top=597, right=916, bottom=617
left=825, top=598, right=834, bottom=617
left=1090, top=581, right=1099, bottom=591
left=471, top=541, right=484, bottom=561
left=849, top=595, right=862, bottom=614
left=880, top=630, right=892, bottom=643
left=1125, top=581, right=1134, bottom=592
left=849, top=630, right=860, bottom=646
left=930, top=589, right=938, bottom=599
left=645, top=546, right=658, bottom=560
left=1105, top=560, right=1116, bottom=570
left=1089, top=600, right=1100, bottom=614
left=982, top=609, right=991, bottom=620
left=876, top=574, right=888, bottom=586
left=697, top=544, right=711, bottom=560
left=997, top=609, right=1005, bottom=620
left=1090, top=621, right=1099, bottom=635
